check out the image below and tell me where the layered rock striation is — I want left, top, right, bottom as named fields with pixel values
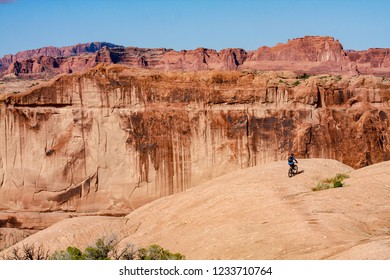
left=0, top=42, right=122, bottom=77
left=0, top=64, right=389, bottom=230
left=2, top=36, right=390, bottom=78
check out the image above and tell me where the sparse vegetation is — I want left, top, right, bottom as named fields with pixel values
left=312, top=173, right=349, bottom=191
left=298, top=73, right=310, bottom=79
left=137, top=244, right=185, bottom=260
left=4, top=243, right=49, bottom=260
left=2, top=236, right=185, bottom=260
left=292, top=80, right=300, bottom=86
left=278, top=79, right=289, bottom=86
left=50, top=246, right=85, bottom=260
left=49, top=236, right=136, bottom=260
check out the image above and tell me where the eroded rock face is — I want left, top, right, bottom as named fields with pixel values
left=0, top=65, right=389, bottom=230
left=3, top=36, right=390, bottom=78
left=1, top=42, right=122, bottom=77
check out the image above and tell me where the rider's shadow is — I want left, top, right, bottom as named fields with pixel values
left=296, top=170, right=304, bottom=176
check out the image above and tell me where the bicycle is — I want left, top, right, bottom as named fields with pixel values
left=288, top=164, right=298, bottom=178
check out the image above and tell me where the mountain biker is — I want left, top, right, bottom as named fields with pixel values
left=288, top=153, right=298, bottom=169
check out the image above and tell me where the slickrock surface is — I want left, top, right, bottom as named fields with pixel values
left=0, top=65, right=389, bottom=234
left=2, top=159, right=389, bottom=260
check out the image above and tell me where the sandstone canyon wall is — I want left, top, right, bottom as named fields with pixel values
left=1, top=64, right=390, bottom=230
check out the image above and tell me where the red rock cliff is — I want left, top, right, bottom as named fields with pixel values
left=1, top=65, right=389, bottom=230
left=0, top=42, right=122, bottom=76
left=3, top=36, right=390, bottom=78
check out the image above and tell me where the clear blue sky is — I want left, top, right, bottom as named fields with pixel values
left=0, top=0, right=389, bottom=56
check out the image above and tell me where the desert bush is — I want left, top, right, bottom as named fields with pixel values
left=292, top=80, right=300, bottom=86
left=312, top=173, right=349, bottom=191
left=137, top=244, right=185, bottom=260
left=84, top=237, right=114, bottom=260
left=333, top=180, right=343, bottom=188
left=2, top=236, right=185, bottom=260
left=49, top=237, right=184, bottom=260
left=110, top=243, right=137, bottom=260
left=50, top=246, right=85, bottom=260
left=298, top=73, right=310, bottom=79
left=3, top=243, right=49, bottom=260
left=50, top=237, right=115, bottom=260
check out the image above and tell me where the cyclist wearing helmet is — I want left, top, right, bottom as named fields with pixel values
left=288, top=153, right=298, bottom=169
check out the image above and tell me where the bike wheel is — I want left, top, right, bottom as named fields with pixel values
left=288, top=168, right=293, bottom=178
left=293, top=165, right=298, bottom=174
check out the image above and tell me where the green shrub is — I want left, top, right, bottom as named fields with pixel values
left=50, top=246, right=85, bottom=260
left=333, top=180, right=343, bottom=188
left=292, top=80, right=300, bottom=86
left=298, top=73, right=310, bottom=79
left=334, top=173, right=349, bottom=181
left=49, top=237, right=185, bottom=260
left=84, top=238, right=113, bottom=260
left=137, top=244, right=185, bottom=260
left=312, top=173, right=349, bottom=191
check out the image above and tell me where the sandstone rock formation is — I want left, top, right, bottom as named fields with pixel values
left=0, top=42, right=122, bottom=77
left=0, top=64, right=389, bottom=234
left=2, top=159, right=389, bottom=259
left=2, top=36, right=390, bottom=78
left=347, top=48, right=390, bottom=76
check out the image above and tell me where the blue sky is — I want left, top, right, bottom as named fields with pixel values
left=0, top=0, right=389, bottom=56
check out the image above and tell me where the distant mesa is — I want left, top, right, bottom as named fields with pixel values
left=0, top=42, right=123, bottom=77
left=1, top=36, right=390, bottom=78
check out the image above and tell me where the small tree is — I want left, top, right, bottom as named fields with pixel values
left=4, top=243, right=49, bottom=260
left=83, top=237, right=115, bottom=260
left=49, top=236, right=138, bottom=260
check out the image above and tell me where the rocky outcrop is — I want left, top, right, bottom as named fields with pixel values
left=347, top=48, right=390, bottom=75
left=0, top=65, right=389, bottom=231
left=3, top=36, right=390, bottom=78
left=1, top=42, right=122, bottom=77
left=248, top=36, right=347, bottom=62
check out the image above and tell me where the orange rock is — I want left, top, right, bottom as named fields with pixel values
left=0, top=66, right=389, bottom=232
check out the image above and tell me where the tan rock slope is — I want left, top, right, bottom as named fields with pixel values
left=1, top=159, right=389, bottom=260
